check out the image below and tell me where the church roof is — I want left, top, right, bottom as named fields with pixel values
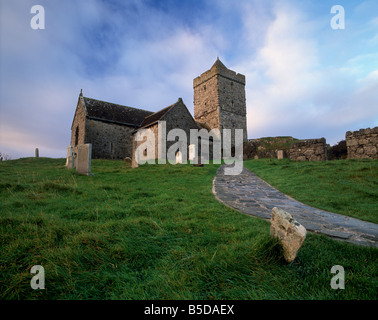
left=83, top=97, right=153, bottom=127
left=138, top=98, right=182, bottom=129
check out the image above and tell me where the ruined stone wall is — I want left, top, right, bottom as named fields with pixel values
left=346, top=127, right=378, bottom=159
left=289, top=138, right=327, bottom=161
left=85, top=119, right=135, bottom=159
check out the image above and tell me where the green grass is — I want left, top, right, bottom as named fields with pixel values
left=0, top=158, right=377, bottom=300
left=244, top=159, right=378, bottom=224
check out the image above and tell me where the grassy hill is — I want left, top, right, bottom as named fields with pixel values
left=0, top=158, right=377, bottom=300
left=244, top=158, right=378, bottom=224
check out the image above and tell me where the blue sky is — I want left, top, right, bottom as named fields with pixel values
left=0, top=0, right=377, bottom=159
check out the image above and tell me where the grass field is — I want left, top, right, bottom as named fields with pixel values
left=0, top=158, right=377, bottom=300
left=244, top=159, right=378, bottom=224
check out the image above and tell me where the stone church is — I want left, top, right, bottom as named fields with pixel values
left=70, top=58, right=247, bottom=161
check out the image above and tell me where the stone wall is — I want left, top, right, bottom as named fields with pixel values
left=243, top=137, right=298, bottom=159
left=345, top=127, right=378, bottom=159
left=289, top=138, right=327, bottom=161
left=193, top=70, right=220, bottom=131
left=70, top=94, right=137, bottom=160
left=85, top=118, right=135, bottom=159
left=70, top=96, right=86, bottom=149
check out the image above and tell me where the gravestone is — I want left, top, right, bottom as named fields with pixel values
left=65, top=146, right=73, bottom=167
left=277, top=150, right=284, bottom=159
left=188, top=144, right=196, bottom=161
left=270, top=207, right=307, bottom=263
left=66, top=156, right=74, bottom=170
left=76, top=144, right=92, bottom=175
left=176, top=151, right=183, bottom=164
left=35, top=148, right=39, bottom=158
left=124, top=157, right=132, bottom=165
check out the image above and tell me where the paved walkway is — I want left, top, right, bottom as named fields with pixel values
left=212, top=164, right=378, bottom=248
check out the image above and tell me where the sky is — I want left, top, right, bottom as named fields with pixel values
left=0, top=0, right=377, bottom=159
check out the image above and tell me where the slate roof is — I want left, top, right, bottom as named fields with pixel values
left=83, top=97, right=153, bottom=127
left=138, top=101, right=178, bottom=129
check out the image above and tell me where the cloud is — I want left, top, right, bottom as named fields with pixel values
left=0, top=0, right=377, bottom=159
left=237, top=0, right=378, bottom=144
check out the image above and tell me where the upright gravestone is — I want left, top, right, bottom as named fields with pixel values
left=76, top=144, right=92, bottom=175
left=188, top=144, right=196, bottom=161
left=35, top=148, right=39, bottom=158
left=277, top=150, right=284, bottom=160
left=176, top=151, right=183, bottom=164
left=65, top=146, right=73, bottom=167
left=66, top=156, right=74, bottom=170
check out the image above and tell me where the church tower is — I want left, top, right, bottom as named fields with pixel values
left=193, top=58, right=247, bottom=145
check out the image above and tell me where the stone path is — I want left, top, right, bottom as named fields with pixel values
left=212, top=164, right=378, bottom=248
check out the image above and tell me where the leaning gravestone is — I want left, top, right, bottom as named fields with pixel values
left=270, top=207, right=306, bottom=263
left=76, top=144, right=92, bottom=175
left=65, top=146, right=73, bottom=167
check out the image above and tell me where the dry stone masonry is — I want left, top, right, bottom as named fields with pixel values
left=289, top=138, right=327, bottom=161
left=345, top=127, right=378, bottom=159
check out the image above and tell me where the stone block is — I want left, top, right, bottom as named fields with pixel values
left=270, top=207, right=307, bottom=263
left=76, top=144, right=92, bottom=175
left=65, top=146, right=73, bottom=167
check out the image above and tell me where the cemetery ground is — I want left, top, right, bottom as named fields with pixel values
left=0, top=157, right=377, bottom=300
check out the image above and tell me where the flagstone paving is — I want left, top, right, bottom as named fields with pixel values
left=212, top=164, right=378, bottom=248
